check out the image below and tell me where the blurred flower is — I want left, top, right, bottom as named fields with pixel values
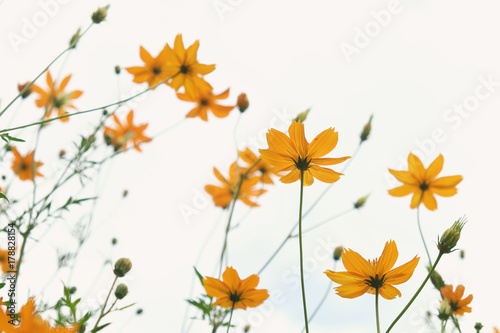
left=17, top=82, right=32, bottom=99
left=441, top=284, right=473, bottom=316
left=388, top=153, right=463, bottom=211
left=32, top=71, right=83, bottom=122
left=103, top=111, right=151, bottom=152
left=163, top=34, right=215, bottom=98
left=236, top=93, right=249, bottom=113
left=177, top=88, right=233, bottom=121
left=126, top=46, right=171, bottom=87
left=11, top=147, right=43, bottom=181
left=205, top=162, right=266, bottom=208
left=324, top=240, right=419, bottom=299
left=493, top=327, right=499, bottom=333
left=259, top=120, right=350, bottom=186
left=239, top=148, right=280, bottom=184
left=0, top=248, right=11, bottom=273
left=203, top=266, right=268, bottom=309
left=1, top=297, right=79, bottom=332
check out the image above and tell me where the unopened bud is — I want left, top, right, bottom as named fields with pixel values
left=360, top=115, right=373, bottom=142
left=354, top=195, right=369, bottom=209
left=294, top=108, right=310, bottom=123
left=237, top=93, right=249, bottom=113
left=474, top=323, right=483, bottom=331
left=111, top=238, right=118, bottom=245
left=244, top=324, right=251, bottom=332
left=59, top=150, right=66, bottom=159
left=115, top=283, right=128, bottom=299
left=428, top=268, right=445, bottom=291
left=115, top=66, right=121, bottom=75
left=136, top=308, right=143, bottom=315
left=69, top=286, right=77, bottom=294
left=69, top=28, right=81, bottom=49
left=437, top=300, right=451, bottom=320
left=122, top=190, right=128, bottom=197
left=438, top=216, right=466, bottom=254
left=459, top=249, right=465, bottom=259
left=91, top=5, right=109, bottom=24
left=17, top=82, right=33, bottom=99
left=113, top=257, right=132, bottom=277
left=333, top=246, right=343, bottom=261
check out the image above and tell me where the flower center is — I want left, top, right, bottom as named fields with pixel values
left=53, top=94, right=69, bottom=108
left=152, top=67, right=161, bottom=75
left=294, top=156, right=310, bottom=171
left=179, top=65, right=189, bottom=74
left=19, top=162, right=29, bottom=171
left=229, top=292, right=241, bottom=303
left=200, top=99, right=209, bottom=106
left=419, top=182, right=429, bottom=191
left=365, top=274, right=385, bottom=290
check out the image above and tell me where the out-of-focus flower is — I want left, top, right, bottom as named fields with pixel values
left=103, top=111, right=151, bottom=152
left=32, top=71, right=83, bottom=122
left=388, top=153, right=463, bottom=211
left=1, top=297, right=79, bottom=332
left=203, top=266, right=269, bottom=309
left=205, top=162, right=266, bottom=208
left=259, top=120, right=350, bottom=186
left=163, top=34, right=215, bottom=98
left=239, top=148, right=280, bottom=184
left=324, top=240, right=419, bottom=299
left=126, top=46, right=171, bottom=88
left=441, top=284, right=473, bottom=316
left=0, top=248, right=11, bottom=273
left=177, top=88, right=233, bottom=121
left=11, top=147, right=43, bottom=181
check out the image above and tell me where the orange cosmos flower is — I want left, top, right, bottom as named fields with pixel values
left=324, top=240, right=419, bottom=299
left=126, top=46, right=171, bottom=87
left=176, top=88, right=234, bottom=121
left=205, top=162, right=266, bottom=208
left=163, top=34, right=215, bottom=98
left=103, top=111, right=152, bottom=152
left=0, top=298, right=79, bottom=333
left=11, top=147, right=43, bottom=182
left=32, top=71, right=82, bottom=122
left=388, top=153, right=463, bottom=211
left=203, top=267, right=269, bottom=310
left=239, top=148, right=280, bottom=184
left=440, top=284, right=473, bottom=316
left=259, top=120, right=350, bottom=186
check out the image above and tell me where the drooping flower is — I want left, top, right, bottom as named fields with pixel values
left=103, top=111, right=152, bottom=152
left=203, top=267, right=269, bottom=309
left=239, top=148, right=280, bottom=184
left=163, top=34, right=215, bottom=98
left=176, top=88, right=234, bottom=121
left=440, top=284, right=473, bottom=316
left=11, top=147, right=43, bottom=182
left=205, top=162, right=266, bottom=208
left=259, top=120, right=350, bottom=186
left=388, top=153, right=463, bottom=211
left=126, top=46, right=171, bottom=87
left=324, top=240, right=419, bottom=299
left=32, top=71, right=83, bottom=122
left=0, top=298, right=79, bottom=332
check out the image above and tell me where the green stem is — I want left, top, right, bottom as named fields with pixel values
left=92, top=276, right=118, bottom=331
left=376, top=289, right=381, bottom=333
left=298, top=170, right=310, bottom=333
left=452, top=316, right=463, bottom=333
left=0, top=23, right=94, bottom=119
left=386, top=252, right=444, bottom=333
left=441, top=319, right=447, bottom=333
left=226, top=304, right=235, bottom=333
left=417, top=203, right=432, bottom=266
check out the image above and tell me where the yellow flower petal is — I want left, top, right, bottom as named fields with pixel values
left=308, top=128, right=338, bottom=159
left=288, top=120, right=308, bottom=157
left=379, top=284, right=402, bottom=299
left=425, top=154, right=443, bottom=181
left=384, top=256, right=419, bottom=285
left=342, top=249, right=374, bottom=277
left=376, top=240, right=398, bottom=276
left=421, top=190, right=437, bottom=210
left=308, top=165, right=342, bottom=183
left=388, top=184, right=417, bottom=197
left=388, top=169, right=419, bottom=186
left=432, top=175, right=463, bottom=187
left=408, top=153, right=425, bottom=181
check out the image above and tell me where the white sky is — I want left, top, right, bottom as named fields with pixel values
left=1, top=0, right=500, bottom=332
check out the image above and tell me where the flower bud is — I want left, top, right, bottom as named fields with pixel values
left=459, top=249, right=465, bottom=259
left=244, top=324, right=251, bottom=332
left=438, top=216, right=466, bottom=254
left=69, top=28, right=81, bottom=49
left=354, top=195, right=369, bottom=209
left=115, top=66, right=121, bottom=75
left=17, top=82, right=33, bottom=99
left=437, top=300, right=451, bottom=320
left=136, top=308, right=143, bottom=315
left=69, top=286, right=77, bottom=294
left=333, top=246, right=343, bottom=261
left=474, top=322, right=483, bottom=331
left=59, top=150, right=66, bottom=159
left=114, top=283, right=128, bottom=299
left=294, top=108, right=310, bottom=123
left=428, top=268, right=445, bottom=291
left=113, top=257, right=132, bottom=277
left=111, top=238, right=118, bottom=245
left=91, top=5, right=109, bottom=24
left=360, top=115, right=373, bottom=142
left=237, top=93, right=249, bottom=113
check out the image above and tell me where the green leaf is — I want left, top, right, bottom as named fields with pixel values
left=193, top=266, right=204, bottom=286
left=92, top=323, right=111, bottom=332
left=0, top=192, right=9, bottom=202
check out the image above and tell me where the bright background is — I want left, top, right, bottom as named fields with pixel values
left=1, top=0, right=500, bottom=332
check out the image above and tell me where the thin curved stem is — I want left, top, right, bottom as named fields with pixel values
left=386, top=252, right=444, bottom=332
left=376, top=289, right=381, bottom=333
left=92, top=276, right=118, bottom=331
left=298, top=170, right=309, bottom=333
left=417, top=203, right=432, bottom=266
left=226, top=304, right=235, bottom=333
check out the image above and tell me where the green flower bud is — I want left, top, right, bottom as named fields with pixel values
left=360, top=115, right=373, bottom=142
left=354, top=195, right=369, bottom=209
left=113, top=257, right=132, bottom=277
left=91, top=5, right=109, bottom=24
left=294, top=108, right=310, bottom=123
left=69, top=28, right=81, bottom=49
left=437, top=300, right=451, bottom=320
left=237, top=93, right=249, bottom=113
left=428, top=268, right=445, bottom=291
left=333, top=246, right=343, bottom=261
left=438, top=216, right=466, bottom=254
left=474, top=322, right=483, bottom=331
left=114, top=283, right=128, bottom=299
left=115, top=65, right=121, bottom=75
